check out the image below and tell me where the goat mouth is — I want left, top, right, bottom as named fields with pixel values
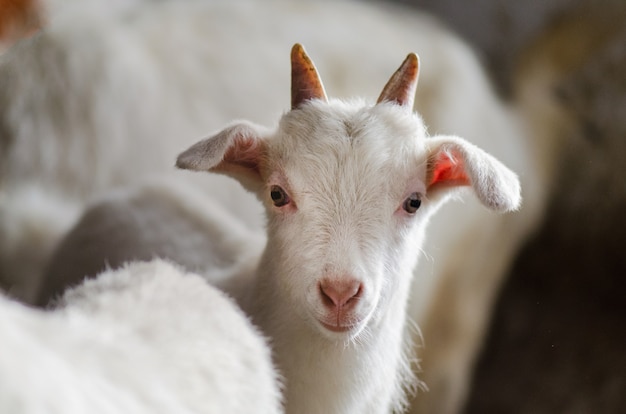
left=318, top=320, right=360, bottom=333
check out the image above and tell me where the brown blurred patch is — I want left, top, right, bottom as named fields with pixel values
left=0, top=0, right=41, bottom=49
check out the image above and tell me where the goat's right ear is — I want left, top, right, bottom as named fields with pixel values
left=176, top=122, right=267, bottom=190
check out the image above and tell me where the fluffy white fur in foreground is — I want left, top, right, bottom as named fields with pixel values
left=0, top=260, right=282, bottom=414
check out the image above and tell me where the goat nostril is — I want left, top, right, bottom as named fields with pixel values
left=319, top=279, right=362, bottom=309
left=320, top=286, right=336, bottom=307
left=346, top=285, right=363, bottom=304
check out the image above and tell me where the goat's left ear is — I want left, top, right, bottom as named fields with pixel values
left=176, top=121, right=268, bottom=191
left=426, top=136, right=521, bottom=212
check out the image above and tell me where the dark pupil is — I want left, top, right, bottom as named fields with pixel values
left=270, top=190, right=283, bottom=202
left=404, top=193, right=421, bottom=213
left=270, top=186, right=289, bottom=207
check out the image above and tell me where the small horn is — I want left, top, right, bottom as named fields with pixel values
left=376, top=53, right=419, bottom=109
left=291, top=43, right=328, bottom=109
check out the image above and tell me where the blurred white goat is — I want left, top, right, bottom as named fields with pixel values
left=0, top=259, right=282, bottom=414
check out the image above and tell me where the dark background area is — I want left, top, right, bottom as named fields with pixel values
left=387, top=0, right=626, bottom=412
left=389, top=0, right=584, bottom=94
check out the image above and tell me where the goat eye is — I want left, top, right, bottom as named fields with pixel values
left=270, top=185, right=290, bottom=207
left=402, top=193, right=422, bottom=214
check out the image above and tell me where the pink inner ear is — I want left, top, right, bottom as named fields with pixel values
left=219, top=137, right=264, bottom=175
left=428, top=151, right=470, bottom=189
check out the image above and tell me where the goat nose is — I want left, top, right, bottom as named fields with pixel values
left=319, top=278, right=362, bottom=309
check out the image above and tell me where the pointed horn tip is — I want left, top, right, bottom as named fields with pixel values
left=375, top=52, right=421, bottom=107
left=291, top=43, right=307, bottom=61
left=403, top=52, right=420, bottom=72
left=290, top=43, right=328, bottom=109
left=290, top=43, right=315, bottom=70
left=291, top=43, right=304, bottom=54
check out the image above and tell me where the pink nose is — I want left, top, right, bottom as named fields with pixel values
left=319, top=278, right=363, bottom=310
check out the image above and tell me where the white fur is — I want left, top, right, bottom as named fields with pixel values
left=1, top=0, right=561, bottom=413
left=39, top=175, right=265, bottom=304
left=0, top=259, right=282, bottom=414
left=39, top=96, right=522, bottom=414
left=175, top=85, right=520, bottom=414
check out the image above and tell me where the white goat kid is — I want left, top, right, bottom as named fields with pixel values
left=0, top=259, right=282, bottom=414
left=177, top=44, right=521, bottom=414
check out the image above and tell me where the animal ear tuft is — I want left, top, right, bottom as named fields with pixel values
left=426, top=136, right=521, bottom=212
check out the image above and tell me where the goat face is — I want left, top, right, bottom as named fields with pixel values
left=259, top=101, right=432, bottom=339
